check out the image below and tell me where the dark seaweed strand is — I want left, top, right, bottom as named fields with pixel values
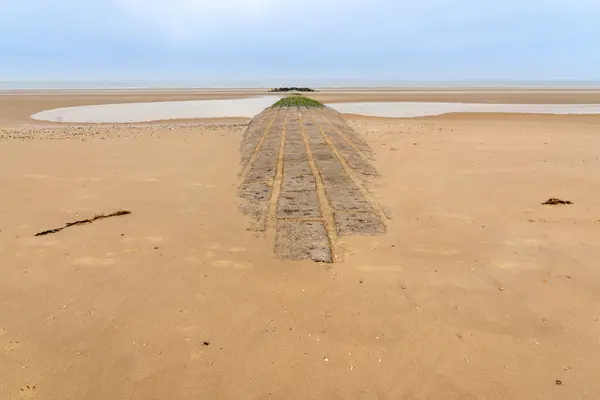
left=35, top=210, right=132, bottom=236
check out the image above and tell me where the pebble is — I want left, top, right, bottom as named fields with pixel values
left=0, top=124, right=246, bottom=141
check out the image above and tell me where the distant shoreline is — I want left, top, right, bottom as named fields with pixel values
left=2, top=80, right=600, bottom=91
left=3, top=87, right=600, bottom=95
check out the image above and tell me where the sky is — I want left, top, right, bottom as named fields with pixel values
left=1, top=0, right=599, bottom=84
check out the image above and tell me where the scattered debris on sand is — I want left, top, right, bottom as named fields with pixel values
left=542, top=198, right=573, bottom=205
left=35, top=210, right=132, bottom=236
left=1, top=124, right=246, bottom=141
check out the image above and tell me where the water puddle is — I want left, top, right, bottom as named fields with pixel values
left=31, top=97, right=600, bottom=123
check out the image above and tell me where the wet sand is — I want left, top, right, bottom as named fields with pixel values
left=1, top=90, right=600, bottom=399
left=4, top=88, right=600, bottom=126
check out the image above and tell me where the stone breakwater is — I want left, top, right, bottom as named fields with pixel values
left=238, top=103, right=386, bottom=263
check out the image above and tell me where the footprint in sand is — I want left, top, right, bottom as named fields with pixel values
left=211, top=260, right=251, bottom=269
left=179, top=325, right=198, bottom=334
left=121, top=237, right=163, bottom=249
left=24, top=174, right=46, bottom=179
left=77, top=177, right=102, bottom=182
left=191, top=182, right=217, bottom=189
left=74, top=257, right=115, bottom=266
left=359, top=264, right=404, bottom=272
left=412, top=247, right=462, bottom=256
left=204, top=251, right=217, bottom=259
left=145, top=236, right=164, bottom=244
left=23, top=238, right=61, bottom=247
left=494, top=260, right=539, bottom=270
left=184, top=256, right=206, bottom=264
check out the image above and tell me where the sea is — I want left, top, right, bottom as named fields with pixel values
left=2, top=79, right=600, bottom=90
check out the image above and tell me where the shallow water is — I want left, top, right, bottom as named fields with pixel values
left=31, top=98, right=600, bottom=123
left=31, top=97, right=281, bottom=123
left=329, top=102, right=600, bottom=118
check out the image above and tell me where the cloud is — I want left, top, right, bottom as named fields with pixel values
left=114, top=0, right=600, bottom=41
left=116, top=0, right=372, bottom=38
left=119, top=0, right=295, bottom=37
left=5, top=0, right=600, bottom=40
left=121, top=0, right=274, bottom=24
left=1, top=0, right=599, bottom=80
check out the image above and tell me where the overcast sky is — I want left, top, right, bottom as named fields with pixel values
left=1, top=0, right=599, bottom=83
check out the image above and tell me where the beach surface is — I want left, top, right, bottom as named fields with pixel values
left=4, top=87, right=600, bottom=126
left=1, top=89, right=600, bottom=399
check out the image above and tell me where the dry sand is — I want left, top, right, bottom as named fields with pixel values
left=1, top=90, right=600, bottom=399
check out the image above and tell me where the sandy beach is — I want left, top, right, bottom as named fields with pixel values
left=1, top=89, right=600, bottom=399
